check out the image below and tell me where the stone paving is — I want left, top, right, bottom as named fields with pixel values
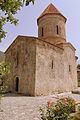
left=0, top=91, right=80, bottom=120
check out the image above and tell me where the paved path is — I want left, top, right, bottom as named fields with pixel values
left=0, top=92, right=80, bottom=120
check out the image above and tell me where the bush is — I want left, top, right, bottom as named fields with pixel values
left=40, top=97, right=76, bottom=120
left=0, top=62, right=10, bottom=94
left=56, top=97, right=76, bottom=113
left=78, top=81, right=80, bottom=87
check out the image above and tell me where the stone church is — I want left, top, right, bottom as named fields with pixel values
left=5, top=3, right=77, bottom=96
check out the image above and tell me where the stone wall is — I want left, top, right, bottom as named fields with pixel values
left=5, top=36, right=77, bottom=96
left=38, top=14, right=66, bottom=45
left=35, top=40, right=77, bottom=96
left=35, top=39, right=64, bottom=96
left=5, top=36, right=36, bottom=96
left=63, top=43, right=77, bottom=91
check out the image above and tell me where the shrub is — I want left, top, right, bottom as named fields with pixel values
left=40, top=97, right=76, bottom=120
left=0, top=62, right=10, bottom=94
left=56, top=97, right=76, bottom=113
left=78, top=81, right=80, bottom=87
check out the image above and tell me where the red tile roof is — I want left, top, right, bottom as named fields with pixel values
left=37, top=3, right=66, bottom=22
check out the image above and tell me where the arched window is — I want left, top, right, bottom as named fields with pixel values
left=56, top=25, right=59, bottom=35
left=69, top=65, right=71, bottom=72
left=52, top=60, right=53, bottom=69
left=15, top=77, right=19, bottom=92
left=16, top=52, right=19, bottom=67
left=41, top=27, right=44, bottom=36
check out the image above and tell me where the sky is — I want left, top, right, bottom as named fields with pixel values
left=0, top=0, right=80, bottom=61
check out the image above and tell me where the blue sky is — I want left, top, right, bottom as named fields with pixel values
left=0, top=0, right=80, bottom=60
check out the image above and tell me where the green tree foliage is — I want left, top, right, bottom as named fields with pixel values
left=0, top=62, right=10, bottom=78
left=0, top=62, right=10, bottom=104
left=0, top=0, right=35, bottom=42
left=0, top=62, right=10, bottom=94
left=77, top=64, right=80, bottom=69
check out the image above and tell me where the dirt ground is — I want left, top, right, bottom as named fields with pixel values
left=0, top=90, right=80, bottom=120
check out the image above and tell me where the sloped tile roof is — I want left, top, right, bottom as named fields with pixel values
left=37, top=3, right=66, bottom=22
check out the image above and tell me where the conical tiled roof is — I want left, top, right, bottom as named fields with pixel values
left=37, top=3, right=66, bottom=22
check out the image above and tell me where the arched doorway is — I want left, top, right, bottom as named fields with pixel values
left=15, top=77, right=19, bottom=92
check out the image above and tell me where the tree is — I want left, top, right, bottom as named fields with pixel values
left=0, top=62, right=10, bottom=94
left=0, top=62, right=10, bottom=106
left=77, top=64, right=80, bottom=69
left=0, top=0, right=35, bottom=42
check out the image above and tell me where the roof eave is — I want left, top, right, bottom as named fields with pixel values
left=37, top=13, right=67, bottom=25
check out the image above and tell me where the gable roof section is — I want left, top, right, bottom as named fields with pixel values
left=5, top=35, right=63, bottom=54
left=37, top=3, right=66, bottom=22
